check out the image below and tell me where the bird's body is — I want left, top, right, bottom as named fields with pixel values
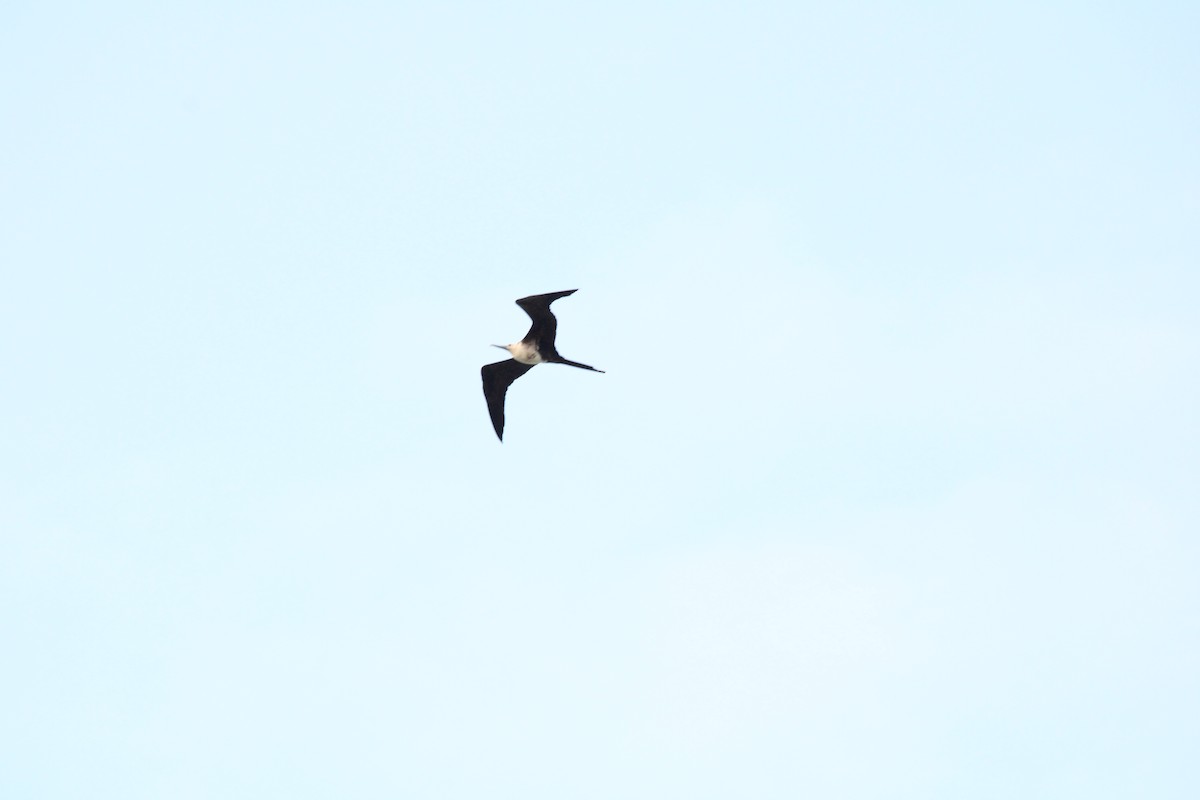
left=503, top=340, right=544, bottom=365
left=481, top=289, right=604, bottom=441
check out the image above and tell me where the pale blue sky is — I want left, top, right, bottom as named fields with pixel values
left=2, top=3, right=1197, bottom=798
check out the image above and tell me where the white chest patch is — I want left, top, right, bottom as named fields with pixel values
left=507, top=342, right=543, bottom=365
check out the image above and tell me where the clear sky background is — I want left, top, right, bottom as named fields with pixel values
left=2, top=3, right=1197, bottom=798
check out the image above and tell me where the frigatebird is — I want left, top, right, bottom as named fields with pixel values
left=481, top=290, right=604, bottom=441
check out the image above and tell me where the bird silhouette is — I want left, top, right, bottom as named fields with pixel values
left=481, top=290, right=604, bottom=441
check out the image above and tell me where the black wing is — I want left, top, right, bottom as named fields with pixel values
left=481, top=359, right=535, bottom=441
left=515, top=289, right=577, bottom=348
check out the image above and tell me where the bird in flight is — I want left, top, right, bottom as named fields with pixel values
left=481, top=290, right=604, bottom=441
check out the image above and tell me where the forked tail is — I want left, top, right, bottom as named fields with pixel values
left=552, top=357, right=605, bottom=373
